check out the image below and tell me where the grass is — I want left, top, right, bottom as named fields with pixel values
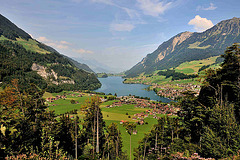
left=48, top=96, right=90, bottom=115
left=43, top=92, right=54, bottom=99
left=104, top=115, right=158, bottom=160
left=175, top=56, right=219, bottom=74
left=124, top=56, right=220, bottom=88
left=0, top=35, right=50, bottom=54
left=45, top=91, right=160, bottom=159
left=102, top=104, right=147, bottom=122
left=188, top=41, right=211, bottom=49
left=45, top=91, right=91, bottom=115
left=16, top=38, right=50, bottom=54
left=101, top=100, right=119, bottom=106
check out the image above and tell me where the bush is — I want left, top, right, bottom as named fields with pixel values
left=70, top=99, right=76, bottom=104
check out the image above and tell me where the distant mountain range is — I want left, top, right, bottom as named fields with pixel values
left=73, top=57, right=125, bottom=73
left=125, top=17, right=240, bottom=77
left=0, top=14, right=101, bottom=92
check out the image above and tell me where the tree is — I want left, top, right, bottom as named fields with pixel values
left=0, top=80, right=57, bottom=158
left=81, top=96, right=105, bottom=159
left=103, top=123, right=124, bottom=159
left=199, top=43, right=240, bottom=117
left=123, top=121, right=136, bottom=160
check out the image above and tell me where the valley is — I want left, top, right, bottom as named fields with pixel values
left=44, top=89, right=177, bottom=159
left=1, top=8, right=240, bottom=160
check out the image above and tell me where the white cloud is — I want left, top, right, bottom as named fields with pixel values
left=197, top=3, right=217, bottom=11
left=110, top=22, right=135, bottom=32
left=188, top=15, right=214, bottom=32
left=60, top=41, right=70, bottom=45
left=38, top=36, right=51, bottom=42
left=73, top=49, right=94, bottom=54
left=37, top=37, right=71, bottom=50
left=90, top=0, right=144, bottom=31
left=137, top=0, right=173, bottom=17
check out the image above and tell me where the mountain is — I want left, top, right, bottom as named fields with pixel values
left=63, top=56, right=95, bottom=73
left=0, top=14, right=101, bottom=92
left=73, top=57, right=124, bottom=73
left=28, top=39, right=95, bottom=73
left=0, top=14, right=31, bottom=40
left=126, top=17, right=240, bottom=77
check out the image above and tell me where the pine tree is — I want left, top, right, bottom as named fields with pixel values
left=81, top=96, right=105, bottom=159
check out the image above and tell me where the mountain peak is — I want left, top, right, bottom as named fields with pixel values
left=126, top=17, right=240, bottom=77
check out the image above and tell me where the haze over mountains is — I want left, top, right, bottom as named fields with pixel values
left=125, top=17, right=240, bottom=77
left=73, top=57, right=125, bottom=73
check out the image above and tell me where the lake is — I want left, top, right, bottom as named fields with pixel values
left=94, top=76, right=171, bottom=103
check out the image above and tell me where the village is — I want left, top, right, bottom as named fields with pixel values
left=124, top=76, right=201, bottom=100
left=151, top=83, right=201, bottom=100
left=104, top=95, right=180, bottom=131
left=46, top=91, right=180, bottom=131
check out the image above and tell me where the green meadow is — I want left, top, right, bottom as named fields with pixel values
left=46, top=91, right=91, bottom=115
left=0, top=35, right=50, bottom=54
left=105, top=117, right=157, bottom=160
left=44, top=92, right=160, bottom=159
left=124, top=56, right=222, bottom=90
left=174, top=56, right=219, bottom=74
left=101, top=104, right=158, bottom=160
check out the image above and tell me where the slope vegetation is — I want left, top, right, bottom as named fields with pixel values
left=126, top=17, right=240, bottom=77
left=0, top=14, right=100, bottom=92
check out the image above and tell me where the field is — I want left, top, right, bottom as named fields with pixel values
left=44, top=92, right=160, bottom=159
left=0, top=35, right=50, bottom=54
left=124, top=56, right=221, bottom=90
left=101, top=103, right=161, bottom=159
left=46, top=91, right=92, bottom=115
left=174, top=56, right=219, bottom=74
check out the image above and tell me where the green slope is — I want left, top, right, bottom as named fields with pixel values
left=126, top=17, right=240, bottom=77
left=0, top=14, right=100, bottom=92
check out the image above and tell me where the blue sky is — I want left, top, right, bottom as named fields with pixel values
left=1, top=0, right=240, bottom=72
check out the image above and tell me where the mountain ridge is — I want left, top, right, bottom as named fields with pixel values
left=125, top=17, right=240, bottom=77
left=0, top=14, right=101, bottom=92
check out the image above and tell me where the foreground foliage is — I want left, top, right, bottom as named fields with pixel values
left=1, top=44, right=240, bottom=159
left=0, top=81, right=126, bottom=159
left=134, top=44, right=240, bottom=159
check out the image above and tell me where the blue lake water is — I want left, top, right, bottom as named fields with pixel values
left=94, top=76, right=171, bottom=103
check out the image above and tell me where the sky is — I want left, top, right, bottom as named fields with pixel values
left=0, top=0, right=240, bottom=72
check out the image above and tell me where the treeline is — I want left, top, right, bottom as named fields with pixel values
left=134, top=43, right=240, bottom=159
left=0, top=82, right=127, bottom=159
left=157, top=69, right=197, bottom=80
left=0, top=40, right=101, bottom=92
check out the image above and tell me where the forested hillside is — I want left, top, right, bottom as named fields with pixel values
left=0, top=14, right=100, bottom=92
left=126, top=17, right=240, bottom=77
left=134, top=43, right=240, bottom=159
left=1, top=44, right=240, bottom=159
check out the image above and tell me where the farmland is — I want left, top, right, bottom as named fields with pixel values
left=44, top=91, right=168, bottom=159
